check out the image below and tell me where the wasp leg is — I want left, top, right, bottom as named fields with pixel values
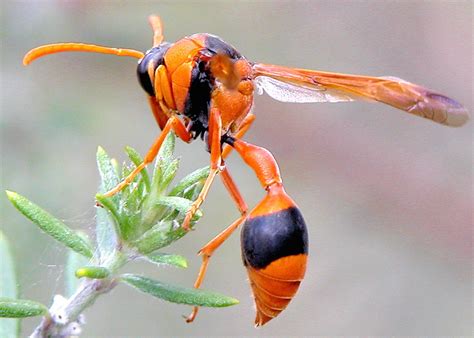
left=102, top=115, right=191, bottom=197
left=185, top=166, right=248, bottom=323
left=181, top=106, right=223, bottom=230
left=147, top=96, right=169, bottom=130
left=221, top=113, right=256, bottom=160
left=186, top=113, right=256, bottom=320
left=185, top=114, right=255, bottom=321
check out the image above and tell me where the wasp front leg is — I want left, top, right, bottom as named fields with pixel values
left=102, top=115, right=191, bottom=197
left=180, top=106, right=223, bottom=230
left=147, top=96, right=169, bottom=130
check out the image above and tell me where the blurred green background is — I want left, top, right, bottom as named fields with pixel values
left=1, top=1, right=472, bottom=336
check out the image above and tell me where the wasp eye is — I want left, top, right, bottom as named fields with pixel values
left=136, top=43, right=171, bottom=96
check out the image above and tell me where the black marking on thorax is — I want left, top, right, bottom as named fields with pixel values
left=184, top=59, right=212, bottom=139
left=184, top=34, right=244, bottom=139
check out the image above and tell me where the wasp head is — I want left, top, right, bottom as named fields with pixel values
left=137, top=43, right=171, bottom=96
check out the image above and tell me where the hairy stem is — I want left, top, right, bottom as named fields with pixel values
left=30, top=254, right=127, bottom=337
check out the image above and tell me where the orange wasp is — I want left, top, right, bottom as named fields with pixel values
left=23, top=15, right=468, bottom=326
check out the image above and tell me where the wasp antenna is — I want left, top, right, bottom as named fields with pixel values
left=23, top=43, right=144, bottom=66
left=148, top=15, right=164, bottom=47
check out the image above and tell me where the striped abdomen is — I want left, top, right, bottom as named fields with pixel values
left=241, top=191, right=308, bottom=326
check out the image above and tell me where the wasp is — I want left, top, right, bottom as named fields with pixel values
left=23, top=15, right=468, bottom=326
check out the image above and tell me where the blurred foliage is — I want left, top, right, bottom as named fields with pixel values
left=1, top=134, right=236, bottom=336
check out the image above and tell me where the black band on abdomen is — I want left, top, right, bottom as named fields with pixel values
left=241, top=207, right=308, bottom=269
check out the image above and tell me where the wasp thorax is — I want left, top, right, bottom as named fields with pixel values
left=137, top=43, right=171, bottom=96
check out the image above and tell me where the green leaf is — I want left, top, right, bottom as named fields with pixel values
left=152, top=133, right=176, bottom=192
left=143, top=253, right=188, bottom=269
left=0, top=231, right=19, bottom=337
left=110, top=158, right=121, bottom=178
left=160, top=159, right=180, bottom=192
left=132, top=221, right=187, bottom=254
left=6, top=191, right=93, bottom=258
left=96, top=146, right=125, bottom=241
left=157, top=196, right=202, bottom=220
left=96, top=146, right=120, bottom=194
left=95, top=194, right=123, bottom=239
left=134, top=194, right=204, bottom=253
left=123, top=148, right=149, bottom=210
left=75, top=266, right=110, bottom=279
left=95, top=205, right=118, bottom=262
left=120, top=274, right=238, bottom=307
left=65, top=247, right=90, bottom=297
left=140, top=133, right=181, bottom=229
left=169, top=166, right=210, bottom=197
left=0, top=298, right=48, bottom=318
left=156, top=133, right=175, bottom=167
left=182, top=180, right=205, bottom=201
left=125, top=146, right=150, bottom=191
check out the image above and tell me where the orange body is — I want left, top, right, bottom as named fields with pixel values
left=240, top=183, right=308, bottom=326
left=22, top=14, right=468, bottom=328
left=134, top=33, right=255, bottom=140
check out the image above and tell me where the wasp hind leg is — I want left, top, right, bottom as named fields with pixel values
left=185, top=166, right=248, bottom=322
left=185, top=114, right=256, bottom=322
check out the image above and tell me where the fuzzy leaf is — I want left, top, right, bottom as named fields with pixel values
left=125, top=146, right=150, bottom=191
left=121, top=274, right=238, bottom=307
left=95, top=205, right=118, bottom=263
left=6, top=191, right=93, bottom=258
left=157, top=196, right=202, bottom=219
left=160, top=159, right=180, bottom=192
left=95, top=194, right=123, bottom=239
left=143, top=253, right=188, bottom=269
left=152, top=133, right=176, bottom=191
left=132, top=221, right=187, bottom=254
left=183, top=180, right=205, bottom=201
left=75, top=266, right=110, bottom=279
left=0, top=298, right=48, bottom=318
left=0, top=232, right=19, bottom=337
left=110, top=158, right=120, bottom=178
left=96, top=147, right=120, bottom=195
left=96, top=147, right=124, bottom=241
left=169, top=166, right=210, bottom=197
left=156, top=133, right=175, bottom=165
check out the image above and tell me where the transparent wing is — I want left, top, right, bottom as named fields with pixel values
left=252, top=63, right=469, bottom=127
left=255, top=76, right=355, bottom=103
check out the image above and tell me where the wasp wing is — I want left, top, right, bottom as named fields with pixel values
left=253, top=63, right=468, bottom=127
left=254, top=75, right=356, bottom=103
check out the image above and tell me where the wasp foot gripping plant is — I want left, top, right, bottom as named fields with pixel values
left=0, top=133, right=238, bottom=337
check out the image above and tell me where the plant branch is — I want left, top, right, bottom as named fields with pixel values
left=30, top=256, right=125, bottom=338
left=2, top=138, right=237, bottom=337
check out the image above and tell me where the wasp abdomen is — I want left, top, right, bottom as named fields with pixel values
left=241, top=197, right=308, bottom=326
